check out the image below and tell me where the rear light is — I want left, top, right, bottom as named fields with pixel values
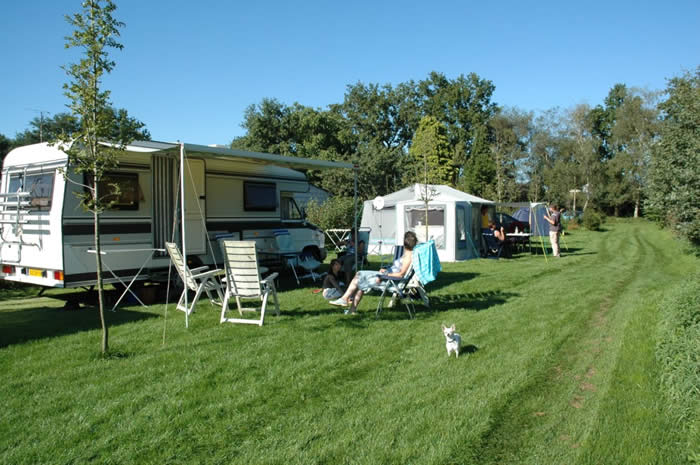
left=2, top=265, right=13, bottom=274
left=54, top=271, right=64, bottom=281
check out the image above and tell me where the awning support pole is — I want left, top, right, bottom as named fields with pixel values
left=179, top=142, right=189, bottom=328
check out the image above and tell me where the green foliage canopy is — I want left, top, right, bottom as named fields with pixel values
left=646, top=68, right=700, bottom=245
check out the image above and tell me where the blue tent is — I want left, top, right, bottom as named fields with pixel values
left=513, top=205, right=550, bottom=236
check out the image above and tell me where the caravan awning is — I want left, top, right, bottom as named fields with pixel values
left=111, top=140, right=355, bottom=171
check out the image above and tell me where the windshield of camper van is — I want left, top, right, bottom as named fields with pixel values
left=7, top=172, right=55, bottom=211
left=281, top=196, right=303, bottom=220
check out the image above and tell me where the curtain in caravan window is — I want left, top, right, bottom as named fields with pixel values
left=8, top=172, right=55, bottom=211
left=404, top=204, right=445, bottom=249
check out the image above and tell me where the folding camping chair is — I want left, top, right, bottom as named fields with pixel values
left=482, top=232, right=506, bottom=258
left=219, top=240, right=280, bottom=326
left=165, top=242, right=224, bottom=316
left=375, top=240, right=439, bottom=319
left=273, top=229, right=321, bottom=284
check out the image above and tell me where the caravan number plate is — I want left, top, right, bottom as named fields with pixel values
left=28, top=268, right=44, bottom=277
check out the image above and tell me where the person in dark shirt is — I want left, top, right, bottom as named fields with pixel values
left=544, top=204, right=562, bottom=257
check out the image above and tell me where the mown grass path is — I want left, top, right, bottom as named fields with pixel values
left=1, top=219, right=696, bottom=464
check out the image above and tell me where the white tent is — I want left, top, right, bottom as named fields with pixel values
left=360, top=184, right=494, bottom=262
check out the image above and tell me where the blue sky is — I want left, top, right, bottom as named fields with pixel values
left=1, top=0, right=698, bottom=146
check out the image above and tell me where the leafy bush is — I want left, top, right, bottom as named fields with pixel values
left=304, top=196, right=356, bottom=232
left=582, top=210, right=604, bottom=230
left=656, top=274, right=700, bottom=461
left=563, top=218, right=581, bottom=231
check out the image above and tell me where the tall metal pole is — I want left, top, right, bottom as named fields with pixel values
left=179, top=143, right=189, bottom=328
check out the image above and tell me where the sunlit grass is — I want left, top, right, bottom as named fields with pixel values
left=1, top=219, right=697, bottom=464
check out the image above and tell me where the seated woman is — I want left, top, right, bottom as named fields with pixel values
left=321, top=259, right=344, bottom=300
left=490, top=222, right=507, bottom=242
left=330, top=231, right=418, bottom=315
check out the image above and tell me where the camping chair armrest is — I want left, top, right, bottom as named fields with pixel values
left=191, top=268, right=224, bottom=280
left=190, top=265, right=210, bottom=274
left=377, top=274, right=403, bottom=282
left=261, top=272, right=279, bottom=285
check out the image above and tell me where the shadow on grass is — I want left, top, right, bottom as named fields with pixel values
left=0, top=294, right=157, bottom=348
left=425, top=290, right=518, bottom=313
left=461, top=344, right=479, bottom=354
left=427, top=271, right=479, bottom=292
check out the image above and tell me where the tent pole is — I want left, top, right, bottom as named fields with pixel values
left=180, top=142, right=189, bottom=328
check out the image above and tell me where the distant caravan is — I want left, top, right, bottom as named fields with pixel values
left=0, top=141, right=349, bottom=288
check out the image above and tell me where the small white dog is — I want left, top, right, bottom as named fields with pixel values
left=442, top=324, right=461, bottom=358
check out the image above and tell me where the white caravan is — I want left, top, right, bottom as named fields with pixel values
left=0, top=141, right=351, bottom=288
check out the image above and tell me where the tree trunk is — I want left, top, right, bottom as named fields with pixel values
left=93, top=189, right=108, bottom=354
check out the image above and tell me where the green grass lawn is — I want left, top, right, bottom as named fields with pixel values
left=1, top=219, right=698, bottom=465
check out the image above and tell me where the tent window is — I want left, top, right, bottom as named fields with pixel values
left=244, top=181, right=277, bottom=211
left=8, top=172, right=55, bottom=211
left=405, top=205, right=445, bottom=249
left=456, top=206, right=467, bottom=249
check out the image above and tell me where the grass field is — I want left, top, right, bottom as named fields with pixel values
left=1, top=219, right=698, bottom=464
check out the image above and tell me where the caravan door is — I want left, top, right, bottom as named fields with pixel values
left=183, top=159, right=206, bottom=254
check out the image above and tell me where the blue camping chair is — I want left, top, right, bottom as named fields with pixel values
left=375, top=241, right=440, bottom=319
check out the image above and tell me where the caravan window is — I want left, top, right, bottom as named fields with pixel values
left=405, top=205, right=445, bottom=249
left=7, top=172, right=55, bottom=211
left=244, top=182, right=277, bottom=211
left=85, top=172, right=141, bottom=210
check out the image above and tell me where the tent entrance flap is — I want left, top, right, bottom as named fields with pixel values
left=404, top=204, right=446, bottom=249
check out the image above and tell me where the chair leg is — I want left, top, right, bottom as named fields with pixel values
left=269, top=282, right=280, bottom=316
left=188, top=284, right=207, bottom=316
left=176, top=289, right=187, bottom=313
left=259, top=292, right=269, bottom=327
left=220, top=287, right=231, bottom=323
left=375, top=285, right=392, bottom=318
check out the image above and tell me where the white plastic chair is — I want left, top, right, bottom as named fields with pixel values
left=219, top=240, right=279, bottom=326
left=165, top=242, right=224, bottom=316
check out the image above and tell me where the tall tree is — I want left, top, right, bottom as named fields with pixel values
left=13, top=109, right=149, bottom=148
left=407, top=115, right=454, bottom=186
left=0, top=133, right=11, bottom=165
left=609, top=89, right=660, bottom=217
left=417, top=72, right=498, bottom=185
left=60, top=0, right=128, bottom=354
left=525, top=108, right=565, bottom=203
left=485, top=108, right=532, bottom=202
left=646, top=68, right=700, bottom=244
left=566, top=104, right=601, bottom=211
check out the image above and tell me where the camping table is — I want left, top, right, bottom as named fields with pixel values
left=326, top=229, right=351, bottom=252
left=507, top=233, right=531, bottom=253
left=87, top=248, right=165, bottom=311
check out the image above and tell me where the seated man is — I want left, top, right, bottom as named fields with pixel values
left=338, top=230, right=365, bottom=284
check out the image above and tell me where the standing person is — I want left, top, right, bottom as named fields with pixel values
left=481, top=205, right=490, bottom=231
left=544, top=204, right=562, bottom=257
left=330, top=231, right=418, bottom=315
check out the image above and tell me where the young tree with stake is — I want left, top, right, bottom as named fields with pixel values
left=59, top=0, right=129, bottom=354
